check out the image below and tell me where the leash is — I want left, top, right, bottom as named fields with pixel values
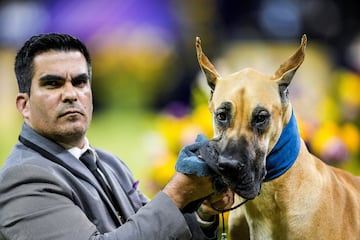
left=210, top=198, right=249, bottom=240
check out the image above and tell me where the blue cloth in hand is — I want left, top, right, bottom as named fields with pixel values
left=175, top=134, right=213, bottom=177
left=175, top=134, right=227, bottom=213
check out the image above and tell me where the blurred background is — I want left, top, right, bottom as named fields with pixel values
left=0, top=0, right=360, bottom=200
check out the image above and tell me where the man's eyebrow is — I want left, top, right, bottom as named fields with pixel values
left=72, top=73, right=89, bottom=81
left=38, top=73, right=89, bottom=82
left=39, top=74, right=64, bottom=82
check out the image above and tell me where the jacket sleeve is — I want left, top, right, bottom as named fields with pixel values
left=102, top=192, right=218, bottom=240
left=0, top=165, right=217, bottom=240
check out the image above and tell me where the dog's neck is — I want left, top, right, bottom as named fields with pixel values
left=264, top=110, right=301, bottom=181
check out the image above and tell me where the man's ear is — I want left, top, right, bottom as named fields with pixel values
left=16, top=93, right=30, bottom=119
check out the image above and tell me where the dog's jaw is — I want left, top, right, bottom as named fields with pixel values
left=214, top=136, right=267, bottom=199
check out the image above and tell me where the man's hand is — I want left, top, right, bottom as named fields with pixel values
left=162, top=172, right=214, bottom=210
left=196, top=188, right=234, bottom=221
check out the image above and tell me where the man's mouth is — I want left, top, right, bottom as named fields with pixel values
left=59, top=110, right=84, bottom=118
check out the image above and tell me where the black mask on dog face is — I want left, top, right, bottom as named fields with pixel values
left=199, top=137, right=265, bottom=199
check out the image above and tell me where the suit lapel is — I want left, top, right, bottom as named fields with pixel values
left=19, top=123, right=123, bottom=226
left=57, top=151, right=123, bottom=225
left=96, top=159, right=136, bottom=220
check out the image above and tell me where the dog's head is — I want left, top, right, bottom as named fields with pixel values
left=196, top=35, right=307, bottom=199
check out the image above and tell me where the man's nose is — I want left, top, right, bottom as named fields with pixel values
left=62, top=81, right=77, bottom=102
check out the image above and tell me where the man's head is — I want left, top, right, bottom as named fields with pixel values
left=15, top=33, right=93, bottom=148
left=15, top=33, right=92, bottom=95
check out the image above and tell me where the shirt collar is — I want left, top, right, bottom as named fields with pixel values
left=67, top=137, right=92, bottom=159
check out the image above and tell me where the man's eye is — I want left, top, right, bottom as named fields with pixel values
left=73, top=77, right=89, bottom=87
left=45, top=80, right=60, bottom=87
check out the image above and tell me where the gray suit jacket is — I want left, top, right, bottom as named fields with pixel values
left=0, top=124, right=217, bottom=240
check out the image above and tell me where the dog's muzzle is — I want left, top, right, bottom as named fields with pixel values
left=199, top=137, right=266, bottom=199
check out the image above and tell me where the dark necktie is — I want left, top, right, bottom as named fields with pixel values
left=80, top=150, right=125, bottom=224
left=80, top=150, right=114, bottom=201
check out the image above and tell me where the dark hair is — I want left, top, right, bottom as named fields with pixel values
left=14, top=33, right=92, bottom=94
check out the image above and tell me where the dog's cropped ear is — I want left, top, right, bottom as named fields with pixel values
left=196, top=37, right=221, bottom=90
left=272, top=34, right=307, bottom=100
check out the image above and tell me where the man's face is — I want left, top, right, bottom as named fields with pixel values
left=17, top=50, right=93, bottom=148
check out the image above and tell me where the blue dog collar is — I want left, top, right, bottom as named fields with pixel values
left=264, top=111, right=300, bottom=181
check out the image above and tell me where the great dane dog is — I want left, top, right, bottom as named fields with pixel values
left=196, top=34, right=360, bottom=239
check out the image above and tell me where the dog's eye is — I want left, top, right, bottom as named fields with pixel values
left=215, top=110, right=230, bottom=128
left=215, top=102, right=232, bottom=128
left=217, top=112, right=227, bottom=121
left=251, top=109, right=270, bottom=131
left=254, top=112, right=268, bottom=124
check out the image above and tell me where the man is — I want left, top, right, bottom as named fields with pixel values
left=0, top=33, right=233, bottom=239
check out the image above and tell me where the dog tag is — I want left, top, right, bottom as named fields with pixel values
left=221, top=233, right=227, bottom=240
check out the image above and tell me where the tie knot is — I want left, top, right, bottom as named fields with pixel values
left=80, top=150, right=97, bottom=171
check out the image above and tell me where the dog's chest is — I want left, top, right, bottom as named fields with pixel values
left=248, top=219, right=273, bottom=239
left=243, top=187, right=293, bottom=239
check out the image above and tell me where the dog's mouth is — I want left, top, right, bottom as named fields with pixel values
left=217, top=155, right=264, bottom=199
left=199, top=137, right=266, bottom=200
